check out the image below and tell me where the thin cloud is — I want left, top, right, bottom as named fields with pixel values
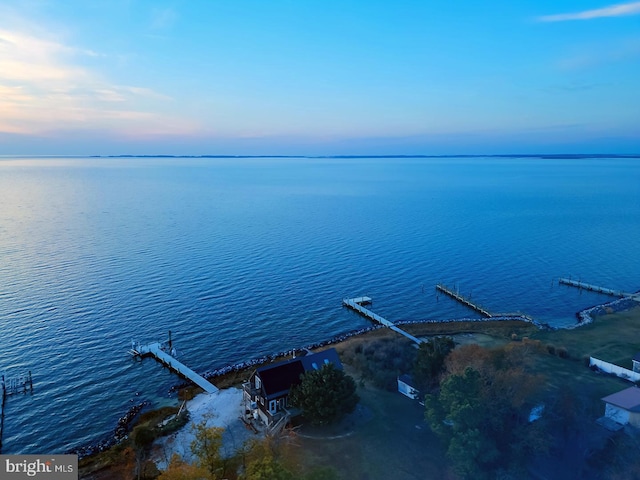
left=150, top=7, right=178, bottom=30
left=555, top=37, right=640, bottom=70
left=539, top=1, right=640, bottom=22
left=0, top=26, right=192, bottom=137
left=542, top=82, right=610, bottom=93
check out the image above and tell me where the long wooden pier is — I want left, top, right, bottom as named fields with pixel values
left=435, top=284, right=492, bottom=318
left=343, top=297, right=424, bottom=344
left=130, top=342, right=218, bottom=394
left=558, top=278, right=633, bottom=298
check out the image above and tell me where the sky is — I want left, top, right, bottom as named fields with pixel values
left=0, top=0, right=639, bottom=155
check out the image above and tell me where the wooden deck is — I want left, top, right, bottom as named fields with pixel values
left=131, top=342, right=218, bottom=394
left=435, top=284, right=492, bottom=318
left=343, top=297, right=424, bottom=344
left=349, top=296, right=372, bottom=305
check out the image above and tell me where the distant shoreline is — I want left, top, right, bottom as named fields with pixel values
left=2, top=153, right=639, bottom=160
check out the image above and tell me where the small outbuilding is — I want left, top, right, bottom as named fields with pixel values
left=632, top=353, right=640, bottom=373
left=397, top=374, right=420, bottom=400
left=601, top=386, right=640, bottom=427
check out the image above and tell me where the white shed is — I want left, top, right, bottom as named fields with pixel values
left=632, top=353, right=640, bottom=373
left=397, top=374, right=420, bottom=400
left=602, top=386, right=640, bottom=427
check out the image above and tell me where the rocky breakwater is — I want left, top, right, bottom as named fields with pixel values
left=68, top=400, right=149, bottom=459
left=571, top=293, right=640, bottom=329
left=169, top=326, right=382, bottom=393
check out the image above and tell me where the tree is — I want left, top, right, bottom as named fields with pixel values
left=243, top=454, right=294, bottom=480
left=303, top=466, right=339, bottom=480
left=443, top=343, right=493, bottom=378
left=131, top=425, right=156, bottom=480
left=289, top=363, right=359, bottom=425
left=189, top=417, right=225, bottom=479
left=157, top=453, right=209, bottom=480
left=413, top=336, right=455, bottom=390
left=425, top=367, right=499, bottom=479
left=424, top=344, right=545, bottom=478
left=239, top=434, right=298, bottom=480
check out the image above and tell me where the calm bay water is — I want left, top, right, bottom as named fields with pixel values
left=0, top=156, right=638, bottom=454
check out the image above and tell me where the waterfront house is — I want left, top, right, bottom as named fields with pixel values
left=601, top=386, right=640, bottom=427
left=243, top=348, right=342, bottom=427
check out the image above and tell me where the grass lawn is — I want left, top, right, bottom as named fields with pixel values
left=402, top=319, right=538, bottom=340
left=296, top=310, right=640, bottom=479
left=449, top=332, right=508, bottom=348
left=295, top=376, right=454, bottom=480
left=526, top=345, right=631, bottom=417
left=532, top=306, right=640, bottom=369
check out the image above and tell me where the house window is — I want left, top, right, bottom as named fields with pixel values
left=269, top=400, right=277, bottom=414
left=255, top=376, right=261, bottom=389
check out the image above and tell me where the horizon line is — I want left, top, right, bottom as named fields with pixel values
left=1, top=153, right=639, bottom=160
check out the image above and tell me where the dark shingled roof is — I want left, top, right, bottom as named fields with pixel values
left=256, top=359, right=305, bottom=399
left=632, top=352, right=640, bottom=363
left=602, top=387, right=640, bottom=412
left=255, top=348, right=343, bottom=400
left=300, top=348, right=342, bottom=372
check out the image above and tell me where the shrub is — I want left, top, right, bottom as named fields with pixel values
left=557, top=347, right=569, bottom=359
left=546, top=344, right=556, bottom=355
left=522, top=337, right=542, bottom=349
left=341, top=337, right=416, bottom=391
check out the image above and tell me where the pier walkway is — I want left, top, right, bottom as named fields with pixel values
left=130, top=342, right=218, bottom=394
left=1, top=372, right=33, bottom=453
left=436, top=284, right=492, bottom=318
left=559, top=278, right=635, bottom=299
left=343, top=297, right=424, bottom=344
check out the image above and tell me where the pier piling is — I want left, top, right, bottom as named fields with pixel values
left=1, top=375, right=5, bottom=452
left=0, top=371, right=34, bottom=453
left=558, top=278, right=633, bottom=298
left=435, top=284, right=492, bottom=318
